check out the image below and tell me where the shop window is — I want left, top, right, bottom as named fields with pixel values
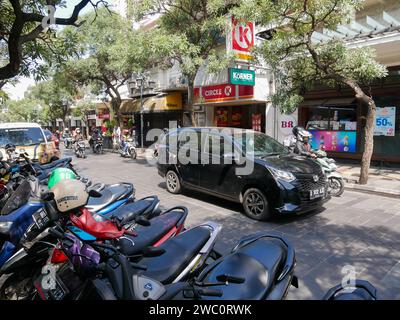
left=305, top=106, right=330, bottom=130
left=304, top=105, right=357, bottom=153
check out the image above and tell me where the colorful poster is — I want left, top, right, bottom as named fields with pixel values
left=215, top=109, right=228, bottom=127
left=309, top=130, right=357, bottom=153
left=374, top=107, right=396, bottom=136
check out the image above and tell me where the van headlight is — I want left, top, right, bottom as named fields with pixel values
left=0, top=221, right=13, bottom=233
left=269, top=167, right=296, bottom=182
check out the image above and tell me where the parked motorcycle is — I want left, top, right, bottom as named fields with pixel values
left=62, top=231, right=296, bottom=300
left=323, top=280, right=378, bottom=300
left=314, top=150, right=344, bottom=197
left=75, top=140, right=86, bottom=159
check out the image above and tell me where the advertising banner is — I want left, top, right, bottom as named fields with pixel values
left=194, top=83, right=254, bottom=104
left=309, top=130, right=357, bottom=153
left=226, top=16, right=255, bottom=62
left=229, top=68, right=255, bottom=86
left=374, top=107, right=396, bottom=136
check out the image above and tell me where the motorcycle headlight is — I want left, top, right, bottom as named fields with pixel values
left=269, top=167, right=296, bottom=182
left=0, top=221, right=13, bottom=233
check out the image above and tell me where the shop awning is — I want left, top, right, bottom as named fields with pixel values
left=119, top=99, right=141, bottom=115
left=142, top=92, right=182, bottom=113
left=323, top=97, right=356, bottom=106
left=300, top=97, right=356, bottom=107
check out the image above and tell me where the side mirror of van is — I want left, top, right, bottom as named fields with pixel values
left=223, top=152, right=242, bottom=164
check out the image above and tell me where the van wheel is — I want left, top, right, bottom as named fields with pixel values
left=165, top=170, right=181, bottom=194
left=242, top=188, right=272, bottom=221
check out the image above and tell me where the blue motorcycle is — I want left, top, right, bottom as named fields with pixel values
left=0, top=177, right=135, bottom=267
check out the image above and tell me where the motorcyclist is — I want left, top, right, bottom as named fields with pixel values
left=90, top=128, right=102, bottom=151
left=292, top=126, right=317, bottom=158
left=121, top=129, right=131, bottom=156
left=74, top=128, right=84, bottom=143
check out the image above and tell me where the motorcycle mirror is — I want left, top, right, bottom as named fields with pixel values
left=41, top=192, right=55, bottom=201
left=216, top=274, right=245, bottom=284
left=142, top=246, right=165, bottom=257
left=88, top=189, right=102, bottom=198
left=135, top=215, right=151, bottom=227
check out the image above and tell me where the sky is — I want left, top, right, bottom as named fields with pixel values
left=3, top=0, right=117, bottom=100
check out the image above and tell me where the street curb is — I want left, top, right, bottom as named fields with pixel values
left=344, top=183, right=400, bottom=199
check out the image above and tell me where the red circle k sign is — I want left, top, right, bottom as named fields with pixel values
left=232, top=18, right=254, bottom=53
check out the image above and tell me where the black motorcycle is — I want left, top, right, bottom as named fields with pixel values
left=73, top=231, right=298, bottom=300
left=92, top=137, right=104, bottom=154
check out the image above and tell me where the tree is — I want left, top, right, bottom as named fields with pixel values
left=59, top=8, right=170, bottom=126
left=72, top=100, right=96, bottom=137
left=0, top=0, right=111, bottom=81
left=0, top=98, right=47, bottom=123
left=133, top=0, right=237, bottom=125
left=234, top=0, right=388, bottom=184
left=25, top=72, right=76, bottom=128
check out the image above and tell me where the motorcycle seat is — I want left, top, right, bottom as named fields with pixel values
left=103, top=196, right=158, bottom=224
left=86, top=183, right=134, bottom=212
left=139, top=225, right=211, bottom=284
left=198, top=238, right=288, bottom=300
left=33, top=157, right=72, bottom=171
left=116, top=210, right=184, bottom=256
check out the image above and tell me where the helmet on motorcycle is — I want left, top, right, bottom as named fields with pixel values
left=292, top=126, right=311, bottom=142
left=50, top=179, right=88, bottom=213
left=64, top=128, right=69, bottom=132
left=48, top=167, right=77, bottom=189
left=5, top=143, right=16, bottom=153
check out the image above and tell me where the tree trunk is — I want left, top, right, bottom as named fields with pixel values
left=359, top=100, right=376, bottom=185
left=185, top=76, right=196, bottom=127
left=111, top=98, right=122, bottom=127
left=344, top=80, right=376, bottom=185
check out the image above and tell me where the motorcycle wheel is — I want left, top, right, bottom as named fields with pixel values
left=0, top=273, right=38, bottom=300
left=329, top=177, right=344, bottom=197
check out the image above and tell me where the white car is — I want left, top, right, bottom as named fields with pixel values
left=0, top=122, right=61, bottom=163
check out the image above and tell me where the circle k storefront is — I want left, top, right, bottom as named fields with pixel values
left=193, top=67, right=272, bottom=133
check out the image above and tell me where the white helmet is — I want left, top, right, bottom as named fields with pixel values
left=76, top=129, right=81, bottom=134
left=51, top=179, right=89, bottom=213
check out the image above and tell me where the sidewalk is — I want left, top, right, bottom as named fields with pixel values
left=337, top=164, right=400, bottom=198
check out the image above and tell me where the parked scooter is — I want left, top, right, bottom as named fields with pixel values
left=323, top=280, right=378, bottom=300
left=313, top=150, right=344, bottom=197
left=65, top=231, right=296, bottom=300
left=75, top=140, right=86, bottom=158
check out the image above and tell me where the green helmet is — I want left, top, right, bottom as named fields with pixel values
left=47, top=167, right=77, bottom=189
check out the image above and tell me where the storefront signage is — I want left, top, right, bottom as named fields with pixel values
left=194, top=83, right=253, bottom=103
left=374, top=107, right=396, bottom=136
left=279, top=115, right=297, bottom=135
left=226, top=16, right=255, bottom=62
left=309, top=130, right=357, bottom=153
left=229, top=68, right=255, bottom=86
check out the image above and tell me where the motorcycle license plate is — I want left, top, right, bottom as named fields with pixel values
left=310, top=187, right=325, bottom=199
left=35, top=273, right=69, bottom=300
left=32, top=208, right=50, bottom=230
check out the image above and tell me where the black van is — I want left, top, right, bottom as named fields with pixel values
left=157, top=127, right=330, bottom=221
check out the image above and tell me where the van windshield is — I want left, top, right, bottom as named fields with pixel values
left=233, top=132, right=289, bottom=157
left=0, top=127, right=45, bottom=147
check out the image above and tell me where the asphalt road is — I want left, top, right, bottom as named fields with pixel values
left=69, top=147, right=400, bottom=299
